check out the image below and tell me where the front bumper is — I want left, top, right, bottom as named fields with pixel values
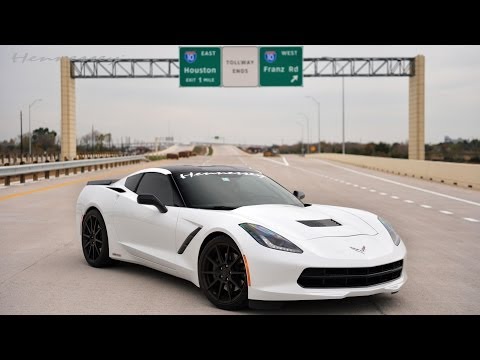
left=249, top=272, right=407, bottom=301
left=242, top=234, right=407, bottom=302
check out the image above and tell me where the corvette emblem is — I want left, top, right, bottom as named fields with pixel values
left=350, top=245, right=366, bottom=254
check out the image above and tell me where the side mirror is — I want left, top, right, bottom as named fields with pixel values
left=137, top=194, right=168, bottom=213
left=293, top=190, right=305, bottom=201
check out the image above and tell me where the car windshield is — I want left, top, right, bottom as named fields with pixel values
left=173, top=171, right=304, bottom=210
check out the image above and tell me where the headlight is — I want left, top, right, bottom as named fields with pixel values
left=239, top=223, right=303, bottom=254
left=378, top=217, right=401, bottom=246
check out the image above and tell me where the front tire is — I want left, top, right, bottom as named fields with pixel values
left=81, top=209, right=113, bottom=268
left=199, top=236, right=248, bottom=310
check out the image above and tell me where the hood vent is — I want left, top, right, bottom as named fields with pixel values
left=297, top=219, right=342, bottom=227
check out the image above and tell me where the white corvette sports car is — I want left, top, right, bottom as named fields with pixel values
left=76, top=165, right=407, bottom=310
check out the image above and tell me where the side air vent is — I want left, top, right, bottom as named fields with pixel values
left=178, top=227, right=203, bottom=254
left=297, top=219, right=342, bottom=227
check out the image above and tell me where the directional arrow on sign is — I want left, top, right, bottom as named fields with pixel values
left=291, top=75, right=299, bottom=83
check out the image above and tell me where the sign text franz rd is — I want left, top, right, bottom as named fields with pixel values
left=259, top=47, right=303, bottom=87
left=180, top=47, right=221, bottom=87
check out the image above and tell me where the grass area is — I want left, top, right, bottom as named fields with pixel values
left=208, top=146, right=213, bottom=156
left=146, top=155, right=167, bottom=161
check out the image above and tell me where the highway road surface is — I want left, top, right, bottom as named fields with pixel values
left=1, top=145, right=479, bottom=314
left=148, top=144, right=194, bottom=156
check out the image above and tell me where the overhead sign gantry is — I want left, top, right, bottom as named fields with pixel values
left=62, top=49, right=424, bottom=161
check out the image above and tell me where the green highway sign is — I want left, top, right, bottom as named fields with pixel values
left=259, top=47, right=303, bottom=87
left=180, top=47, right=221, bottom=87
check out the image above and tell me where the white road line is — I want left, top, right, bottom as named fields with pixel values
left=391, top=196, right=399, bottom=199
left=421, top=205, right=432, bottom=209
left=440, top=210, right=453, bottom=215
left=404, top=200, right=415, bottom=204
left=369, top=189, right=377, bottom=193
left=345, top=182, right=351, bottom=185
left=314, top=159, right=480, bottom=207
left=464, top=218, right=480, bottom=223
left=379, top=192, right=387, bottom=196
left=262, top=157, right=287, bottom=166
left=237, top=156, right=248, bottom=166
left=360, top=186, right=367, bottom=190
left=262, top=156, right=289, bottom=167
left=353, top=184, right=359, bottom=187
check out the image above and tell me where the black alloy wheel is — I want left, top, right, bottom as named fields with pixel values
left=81, top=209, right=113, bottom=268
left=199, top=236, right=248, bottom=310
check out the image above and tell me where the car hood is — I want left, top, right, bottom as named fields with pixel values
left=233, top=204, right=378, bottom=240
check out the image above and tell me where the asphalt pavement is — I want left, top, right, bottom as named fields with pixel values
left=1, top=145, right=479, bottom=314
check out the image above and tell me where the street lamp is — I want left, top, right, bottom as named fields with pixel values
left=28, top=98, right=42, bottom=155
left=295, top=121, right=304, bottom=155
left=297, top=112, right=310, bottom=154
left=342, top=77, right=345, bottom=155
left=306, top=96, right=321, bottom=153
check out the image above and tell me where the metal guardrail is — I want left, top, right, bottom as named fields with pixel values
left=0, top=155, right=146, bottom=185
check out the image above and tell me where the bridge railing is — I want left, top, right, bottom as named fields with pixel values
left=0, top=155, right=146, bottom=186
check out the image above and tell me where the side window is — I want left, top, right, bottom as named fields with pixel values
left=136, top=173, right=182, bottom=207
left=125, top=173, right=143, bottom=192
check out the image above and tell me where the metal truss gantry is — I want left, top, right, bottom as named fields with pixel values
left=71, top=59, right=179, bottom=78
left=70, top=57, right=415, bottom=78
left=303, top=57, right=415, bottom=77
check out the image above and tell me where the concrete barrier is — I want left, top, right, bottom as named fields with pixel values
left=308, top=153, right=480, bottom=189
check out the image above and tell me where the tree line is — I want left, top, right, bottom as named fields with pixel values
left=274, top=139, right=480, bottom=164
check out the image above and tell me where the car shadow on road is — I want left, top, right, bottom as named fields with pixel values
left=110, top=261, right=394, bottom=315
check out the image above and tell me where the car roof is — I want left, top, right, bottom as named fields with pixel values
left=160, top=165, right=257, bottom=175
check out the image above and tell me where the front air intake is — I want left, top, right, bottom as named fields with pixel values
left=297, top=219, right=342, bottom=227
left=297, top=260, right=403, bottom=288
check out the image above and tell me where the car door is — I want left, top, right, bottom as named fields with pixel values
left=113, top=172, right=182, bottom=270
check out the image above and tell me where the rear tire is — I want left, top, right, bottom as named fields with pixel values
left=81, top=209, right=114, bottom=268
left=199, top=236, right=248, bottom=311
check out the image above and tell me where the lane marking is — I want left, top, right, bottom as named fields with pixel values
left=0, top=178, right=89, bottom=202
left=464, top=218, right=480, bottom=223
left=262, top=157, right=288, bottom=166
left=421, top=205, right=432, bottom=209
left=353, top=184, right=359, bottom=187
left=313, top=159, right=480, bottom=207
left=391, top=196, right=399, bottom=199
left=369, top=189, right=377, bottom=193
left=379, top=192, right=387, bottom=196
left=404, top=200, right=415, bottom=204
left=360, top=186, right=367, bottom=190
left=440, top=210, right=453, bottom=215
left=0, top=164, right=155, bottom=202
left=282, top=156, right=289, bottom=166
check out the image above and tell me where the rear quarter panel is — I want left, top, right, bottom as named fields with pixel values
left=76, top=185, right=121, bottom=251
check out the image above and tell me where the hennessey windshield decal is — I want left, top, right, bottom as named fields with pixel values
left=179, top=171, right=265, bottom=179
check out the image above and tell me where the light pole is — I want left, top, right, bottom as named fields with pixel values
left=28, top=98, right=42, bottom=155
left=20, top=111, right=24, bottom=158
left=297, top=112, right=310, bottom=154
left=342, top=77, right=345, bottom=155
left=295, top=121, right=304, bottom=155
left=306, top=96, right=321, bottom=153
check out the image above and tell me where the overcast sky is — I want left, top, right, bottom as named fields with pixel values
left=0, top=45, right=479, bottom=146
